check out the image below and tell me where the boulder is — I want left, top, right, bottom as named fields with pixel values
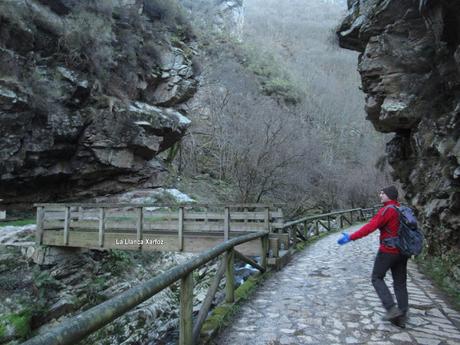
left=145, top=48, right=198, bottom=107
left=24, top=246, right=86, bottom=265
left=46, top=296, right=77, bottom=321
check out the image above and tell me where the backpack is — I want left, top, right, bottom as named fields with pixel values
left=382, top=205, right=424, bottom=257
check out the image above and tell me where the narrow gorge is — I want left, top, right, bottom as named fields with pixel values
left=0, top=0, right=459, bottom=344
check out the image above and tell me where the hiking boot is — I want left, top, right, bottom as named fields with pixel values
left=390, top=314, right=406, bottom=328
left=383, top=305, right=403, bottom=321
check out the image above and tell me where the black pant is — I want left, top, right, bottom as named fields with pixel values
left=371, top=251, right=409, bottom=313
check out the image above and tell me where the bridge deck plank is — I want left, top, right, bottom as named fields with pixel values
left=41, top=229, right=288, bottom=256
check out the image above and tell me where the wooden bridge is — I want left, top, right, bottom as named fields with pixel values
left=25, top=203, right=377, bottom=345
left=35, top=203, right=286, bottom=258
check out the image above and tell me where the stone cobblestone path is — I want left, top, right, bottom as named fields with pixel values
left=213, top=225, right=460, bottom=345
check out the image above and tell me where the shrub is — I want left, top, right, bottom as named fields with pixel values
left=33, top=268, right=63, bottom=300
left=85, top=277, right=108, bottom=305
left=58, top=9, right=114, bottom=82
left=262, top=78, right=301, bottom=104
left=238, top=43, right=302, bottom=104
left=144, top=0, right=192, bottom=37
left=54, top=1, right=190, bottom=99
left=102, top=250, right=133, bottom=276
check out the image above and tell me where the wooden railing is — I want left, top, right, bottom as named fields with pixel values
left=276, top=207, right=378, bottom=249
left=34, top=203, right=284, bottom=256
left=23, top=231, right=269, bottom=345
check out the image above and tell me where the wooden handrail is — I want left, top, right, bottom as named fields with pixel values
left=281, top=208, right=363, bottom=229
left=33, top=202, right=286, bottom=208
left=23, top=231, right=269, bottom=345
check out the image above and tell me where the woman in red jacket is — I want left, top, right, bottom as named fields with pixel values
left=337, top=186, right=408, bottom=328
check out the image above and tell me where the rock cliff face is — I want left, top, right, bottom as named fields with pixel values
left=214, top=0, right=244, bottom=40
left=0, top=0, right=197, bottom=206
left=338, top=0, right=460, bottom=268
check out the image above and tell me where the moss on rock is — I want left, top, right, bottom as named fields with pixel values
left=416, top=251, right=460, bottom=309
left=0, top=309, right=32, bottom=341
left=235, top=275, right=259, bottom=301
left=200, top=272, right=268, bottom=343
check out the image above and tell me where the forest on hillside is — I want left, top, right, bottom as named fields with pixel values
left=177, top=0, right=390, bottom=213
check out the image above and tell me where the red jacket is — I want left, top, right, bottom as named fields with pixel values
left=349, top=200, right=400, bottom=254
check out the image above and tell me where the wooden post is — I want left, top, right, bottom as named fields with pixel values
left=269, top=237, right=279, bottom=258
left=180, top=272, right=193, bottom=345
left=315, top=220, right=319, bottom=235
left=137, top=207, right=143, bottom=250
left=303, top=221, right=308, bottom=239
left=350, top=211, right=353, bottom=224
left=296, top=228, right=307, bottom=241
left=327, top=216, right=331, bottom=232
left=98, top=208, right=105, bottom=247
left=235, top=250, right=265, bottom=272
left=178, top=207, right=184, bottom=251
left=290, top=227, right=297, bottom=246
left=64, top=206, right=70, bottom=245
left=224, top=207, right=230, bottom=241
left=339, top=214, right=343, bottom=229
left=225, top=248, right=235, bottom=303
left=192, top=260, right=226, bottom=343
left=261, top=235, right=268, bottom=269
left=36, top=206, right=45, bottom=245
left=359, top=209, right=364, bottom=220
left=264, top=207, right=270, bottom=233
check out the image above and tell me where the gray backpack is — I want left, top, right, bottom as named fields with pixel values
left=382, top=205, right=424, bottom=257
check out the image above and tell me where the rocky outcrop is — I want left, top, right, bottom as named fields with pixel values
left=338, top=0, right=460, bottom=267
left=180, top=0, right=244, bottom=41
left=214, top=0, right=244, bottom=40
left=0, top=0, right=197, bottom=205
left=0, top=231, right=200, bottom=345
